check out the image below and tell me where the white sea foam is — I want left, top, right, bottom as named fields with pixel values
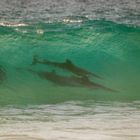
left=0, top=101, right=139, bottom=140
left=0, top=22, right=27, bottom=27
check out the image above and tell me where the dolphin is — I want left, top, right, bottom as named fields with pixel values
left=0, top=67, right=6, bottom=84
left=28, top=69, right=116, bottom=92
left=28, top=69, right=81, bottom=87
left=31, top=55, right=102, bottom=79
left=77, top=76, right=117, bottom=92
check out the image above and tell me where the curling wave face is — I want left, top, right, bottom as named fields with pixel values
left=0, top=19, right=140, bottom=105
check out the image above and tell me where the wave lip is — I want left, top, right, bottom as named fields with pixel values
left=0, top=22, right=28, bottom=27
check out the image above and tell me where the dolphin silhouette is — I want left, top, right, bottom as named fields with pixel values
left=31, top=56, right=102, bottom=79
left=28, top=69, right=81, bottom=87
left=78, top=76, right=117, bottom=92
left=28, top=69, right=116, bottom=92
left=0, top=67, right=6, bottom=84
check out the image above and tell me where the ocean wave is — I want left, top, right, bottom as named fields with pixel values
left=0, top=0, right=139, bottom=26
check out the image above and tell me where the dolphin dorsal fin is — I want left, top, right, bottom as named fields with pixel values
left=66, top=59, right=72, bottom=65
left=32, top=55, right=38, bottom=65
left=82, top=76, right=89, bottom=81
left=51, top=70, right=56, bottom=74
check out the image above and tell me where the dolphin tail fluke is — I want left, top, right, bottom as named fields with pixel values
left=90, top=81, right=118, bottom=93
left=99, top=85, right=118, bottom=93
left=90, top=72, right=103, bottom=79
left=31, top=55, right=38, bottom=65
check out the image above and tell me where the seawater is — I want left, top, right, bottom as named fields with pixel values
left=0, top=0, right=140, bottom=139
left=0, top=101, right=139, bottom=140
left=0, top=20, right=140, bottom=105
left=0, top=19, right=139, bottom=140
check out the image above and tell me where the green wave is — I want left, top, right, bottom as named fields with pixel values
left=0, top=20, right=140, bottom=105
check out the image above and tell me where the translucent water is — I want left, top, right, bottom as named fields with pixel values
left=0, top=0, right=140, bottom=139
left=0, top=20, right=140, bottom=105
